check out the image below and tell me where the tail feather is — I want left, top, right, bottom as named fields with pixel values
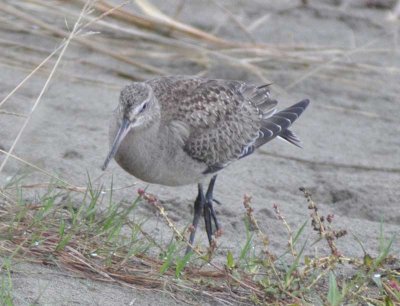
left=279, top=129, right=302, bottom=148
left=239, top=99, right=309, bottom=160
left=255, top=99, right=309, bottom=149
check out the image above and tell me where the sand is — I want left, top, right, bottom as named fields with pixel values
left=0, top=0, right=399, bottom=305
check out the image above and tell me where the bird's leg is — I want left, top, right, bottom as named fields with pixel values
left=204, top=175, right=220, bottom=245
left=186, top=183, right=205, bottom=253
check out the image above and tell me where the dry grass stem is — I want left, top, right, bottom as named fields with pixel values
left=1, top=3, right=164, bottom=76
left=137, top=189, right=264, bottom=296
left=243, top=194, right=270, bottom=252
left=0, top=182, right=397, bottom=304
left=0, top=149, right=76, bottom=191
left=0, top=2, right=92, bottom=174
left=91, top=0, right=234, bottom=47
left=273, top=204, right=297, bottom=257
left=300, top=187, right=347, bottom=257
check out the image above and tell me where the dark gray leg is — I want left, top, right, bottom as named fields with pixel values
left=204, top=175, right=220, bottom=244
left=186, top=183, right=205, bottom=253
left=186, top=176, right=221, bottom=253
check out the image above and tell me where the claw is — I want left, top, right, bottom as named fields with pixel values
left=213, top=198, right=222, bottom=205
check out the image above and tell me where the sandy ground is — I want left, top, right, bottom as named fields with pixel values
left=1, top=0, right=400, bottom=305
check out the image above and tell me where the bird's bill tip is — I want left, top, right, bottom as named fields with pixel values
left=101, top=118, right=130, bottom=171
left=101, top=147, right=116, bottom=171
left=101, top=159, right=109, bottom=171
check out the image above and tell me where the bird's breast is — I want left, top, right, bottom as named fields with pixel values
left=112, top=123, right=207, bottom=186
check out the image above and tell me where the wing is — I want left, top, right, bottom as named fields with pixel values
left=151, top=77, right=277, bottom=172
left=148, top=76, right=308, bottom=175
left=183, top=80, right=264, bottom=173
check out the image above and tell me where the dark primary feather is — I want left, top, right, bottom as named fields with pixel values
left=241, top=99, right=310, bottom=159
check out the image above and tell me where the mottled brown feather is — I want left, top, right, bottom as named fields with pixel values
left=146, top=76, right=276, bottom=170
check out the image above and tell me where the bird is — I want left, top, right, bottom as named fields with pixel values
left=102, top=75, right=309, bottom=251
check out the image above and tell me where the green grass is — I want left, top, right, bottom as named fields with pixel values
left=0, top=257, right=13, bottom=306
left=0, top=177, right=398, bottom=305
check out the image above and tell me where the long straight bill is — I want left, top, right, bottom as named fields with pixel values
left=102, top=118, right=130, bottom=170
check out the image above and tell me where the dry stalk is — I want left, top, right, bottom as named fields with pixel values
left=300, top=187, right=347, bottom=257
left=243, top=194, right=270, bottom=253
left=0, top=148, right=76, bottom=189
left=7, top=227, right=261, bottom=303
left=285, top=34, right=387, bottom=90
left=210, top=0, right=256, bottom=44
left=137, top=189, right=265, bottom=296
left=137, top=188, right=187, bottom=244
left=138, top=188, right=220, bottom=259
left=5, top=182, right=137, bottom=194
left=0, top=110, right=27, bottom=118
left=273, top=203, right=296, bottom=257
left=86, top=0, right=235, bottom=47
left=0, top=1, right=94, bottom=175
left=0, top=3, right=164, bottom=75
left=0, top=41, right=64, bottom=108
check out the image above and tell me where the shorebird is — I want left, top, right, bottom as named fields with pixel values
left=102, top=76, right=309, bottom=250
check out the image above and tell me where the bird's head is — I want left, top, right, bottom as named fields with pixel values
left=119, top=83, right=156, bottom=127
left=102, top=83, right=157, bottom=171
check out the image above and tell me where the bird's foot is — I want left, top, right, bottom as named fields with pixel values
left=204, top=191, right=221, bottom=245
left=186, top=175, right=222, bottom=254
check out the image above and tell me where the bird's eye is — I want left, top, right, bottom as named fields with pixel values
left=139, top=103, right=147, bottom=113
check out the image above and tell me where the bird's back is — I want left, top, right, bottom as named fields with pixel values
left=146, top=76, right=308, bottom=174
